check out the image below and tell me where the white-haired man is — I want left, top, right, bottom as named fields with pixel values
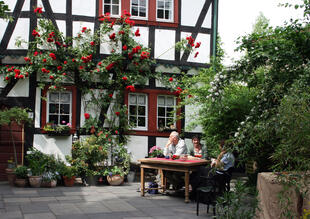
left=163, top=131, right=187, bottom=156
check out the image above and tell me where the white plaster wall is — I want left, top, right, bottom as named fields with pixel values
left=156, top=137, right=169, bottom=149
left=33, top=134, right=72, bottom=162
left=126, top=136, right=148, bottom=162
left=21, top=0, right=30, bottom=11
left=72, top=0, right=96, bottom=17
left=180, top=32, right=210, bottom=64
left=154, top=29, right=175, bottom=60
left=56, top=20, right=66, bottom=37
left=72, top=21, right=94, bottom=37
left=0, top=75, right=6, bottom=88
left=0, top=19, right=8, bottom=42
left=7, top=18, right=29, bottom=49
left=99, top=25, right=121, bottom=55
left=181, top=0, right=205, bottom=27
left=131, top=26, right=149, bottom=48
left=7, top=77, right=29, bottom=97
left=155, top=65, right=181, bottom=74
left=202, top=3, right=212, bottom=29
left=35, top=88, right=41, bottom=128
left=50, top=0, right=66, bottom=14
left=185, top=104, right=203, bottom=133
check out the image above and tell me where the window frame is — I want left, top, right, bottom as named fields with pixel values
left=103, top=0, right=121, bottom=17
left=128, top=93, right=148, bottom=131
left=46, top=91, right=72, bottom=126
left=156, top=0, right=174, bottom=22
left=157, top=95, right=176, bottom=129
left=130, top=0, right=148, bottom=20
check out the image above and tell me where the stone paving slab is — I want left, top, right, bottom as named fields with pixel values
left=24, top=212, right=56, bottom=219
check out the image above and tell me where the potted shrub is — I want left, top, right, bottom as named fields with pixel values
left=26, top=148, right=46, bottom=187
left=14, top=166, right=28, bottom=187
left=41, top=171, right=57, bottom=187
left=62, top=166, right=77, bottom=187
left=105, top=166, right=126, bottom=186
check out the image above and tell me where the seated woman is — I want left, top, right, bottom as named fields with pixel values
left=187, top=135, right=208, bottom=159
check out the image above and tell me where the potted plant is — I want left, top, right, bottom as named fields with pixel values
left=25, top=148, right=46, bottom=187
left=62, top=165, right=77, bottom=187
left=149, top=146, right=164, bottom=158
left=41, top=171, right=57, bottom=187
left=14, top=166, right=28, bottom=187
left=105, top=166, right=126, bottom=186
left=43, top=122, right=71, bottom=136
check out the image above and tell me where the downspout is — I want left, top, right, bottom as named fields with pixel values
left=212, top=0, right=218, bottom=69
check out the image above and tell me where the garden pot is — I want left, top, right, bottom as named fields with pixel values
left=28, top=176, right=42, bottom=188
left=86, top=175, right=100, bottom=186
left=5, top=168, right=16, bottom=186
left=107, top=175, right=124, bottom=186
left=63, top=176, right=76, bottom=187
left=15, top=178, right=27, bottom=187
left=41, top=180, right=57, bottom=188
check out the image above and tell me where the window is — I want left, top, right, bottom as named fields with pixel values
left=47, top=91, right=72, bottom=125
left=128, top=93, right=148, bottom=130
left=103, top=0, right=120, bottom=16
left=157, top=95, right=176, bottom=129
left=156, top=0, right=173, bottom=21
left=131, top=0, right=148, bottom=19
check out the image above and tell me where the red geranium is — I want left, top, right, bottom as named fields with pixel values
left=84, top=113, right=90, bottom=119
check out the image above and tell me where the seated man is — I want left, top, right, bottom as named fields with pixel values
left=163, top=131, right=187, bottom=190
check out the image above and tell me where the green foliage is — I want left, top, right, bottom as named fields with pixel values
left=0, top=107, right=32, bottom=126
left=0, top=1, right=12, bottom=21
left=216, top=180, right=259, bottom=219
left=14, top=166, right=28, bottom=179
left=61, top=165, right=77, bottom=178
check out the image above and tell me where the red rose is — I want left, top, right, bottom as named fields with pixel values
left=79, top=66, right=84, bottom=70
left=140, top=51, right=150, bottom=60
left=126, top=85, right=135, bottom=92
left=49, top=53, right=56, bottom=60
left=64, top=61, right=67, bottom=64
left=33, top=51, right=38, bottom=56
left=57, top=66, right=62, bottom=71
left=62, top=73, right=66, bottom=76
left=109, top=33, right=116, bottom=40
left=115, top=112, right=120, bottom=116
left=43, top=58, right=47, bottom=63
left=194, top=52, right=199, bottom=58
left=49, top=75, right=54, bottom=79
left=5, top=76, right=9, bottom=80
left=14, top=69, right=20, bottom=75
left=195, top=42, right=201, bottom=48
left=81, top=27, right=87, bottom=33
left=118, top=30, right=125, bottom=35
left=32, top=30, right=40, bottom=37
left=34, top=7, right=43, bottom=14
left=169, top=77, right=173, bottom=82
left=90, top=41, right=95, bottom=46
left=105, top=62, right=115, bottom=71
left=72, top=58, right=76, bottom=62
left=122, top=45, right=127, bottom=51
left=115, top=130, right=118, bottom=134
left=109, top=93, right=113, bottom=98
left=84, top=113, right=90, bottom=119
left=24, top=57, right=31, bottom=62
left=135, top=28, right=140, bottom=37
left=122, top=76, right=128, bottom=81
left=19, top=75, right=24, bottom=79
left=47, top=38, right=53, bottom=43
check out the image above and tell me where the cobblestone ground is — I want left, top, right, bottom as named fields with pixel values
left=0, top=182, right=215, bottom=219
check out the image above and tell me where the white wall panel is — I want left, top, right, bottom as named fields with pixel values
left=202, top=3, right=212, bottom=28
left=33, top=134, right=72, bottom=162
left=37, top=0, right=44, bottom=11
left=185, top=104, right=203, bottom=133
left=154, top=29, right=175, bottom=60
left=132, top=26, right=149, bottom=47
left=21, top=0, right=30, bottom=11
left=35, top=88, right=41, bottom=128
left=0, top=19, right=8, bottom=43
left=181, top=0, right=205, bottom=26
left=156, top=137, right=169, bottom=150
left=100, top=25, right=121, bottom=55
left=7, top=18, right=29, bottom=49
left=7, top=77, right=29, bottom=97
left=72, top=0, right=96, bottom=17
left=56, top=20, right=66, bottom=36
left=155, top=65, right=181, bottom=73
left=50, top=0, right=66, bottom=14
left=126, top=136, right=148, bottom=162
left=72, top=21, right=94, bottom=37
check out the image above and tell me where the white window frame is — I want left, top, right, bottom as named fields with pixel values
left=128, top=93, right=148, bottom=131
left=103, top=0, right=121, bottom=17
left=46, top=91, right=72, bottom=126
left=156, top=0, right=174, bottom=22
left=130, top=0, right=148, bottom=20
left=157, top=95, right=176, bottom=129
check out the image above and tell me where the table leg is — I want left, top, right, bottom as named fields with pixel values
left=160, top=169, right=166, bottom=193
left=185, top=171, right=190, bottom=203
left=141, top=167, right=145, bottom=196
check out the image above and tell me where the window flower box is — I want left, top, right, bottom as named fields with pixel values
left=43, top=123, right=72, bottom=136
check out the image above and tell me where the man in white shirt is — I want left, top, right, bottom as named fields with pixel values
left=163, top=131, right=187, bottom=156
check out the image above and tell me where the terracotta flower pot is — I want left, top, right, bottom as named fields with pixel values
left=63, top=176, right=76, bottom=187
left=5, top=168, right=16, bottom=186
left=107, top=175, right=124, bottom=186
left=28, top=176, right=42, bottom=188
left=15, top=178, right=27, bottom=187
left=41, top=180, right=57, bottom=188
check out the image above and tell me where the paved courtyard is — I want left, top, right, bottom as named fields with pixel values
left=0, top=182, right=214, bottom=219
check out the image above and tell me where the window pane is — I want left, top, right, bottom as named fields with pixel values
left=138, top=117, right=145, bottom=127
left=166, top=97, right=174, bottom=106
left=157, top=9, right=163, bottom=18
left=129, top=95, right=136, bottom=104
left=60, top=104, right=70, bottom=114
left=138, top=106, right=145, bottom=116
left=158, top=96, right=165, bottom=106
left=138, top=95, right=145, bottom=105
left=129, top=116, right=137, bottom=125
left=166, top=107, right=174, bottom=117
left=60, top=115, right=70, bottom=125
left=141, top=0, right=146, bottom=7
left=158, top=107, right=165, bottom=117
left=129, top=105, right=137, bottom=115
left=158, top=118, right=165, bottom=128
left=165, top=1, right=172, bottom=9
left=132, top=6, right=138, bottom=16
left=157, top=0, right=164, bottom=9
left=112, top=0, right=119, bottom=4
left=112, top=5, right=119, bottom=14
left=104, top=0, right=111, bottom=3
left=139, top=7, right=146, bottom=17
left=49, top=115, right=58, bottom=125
left=49, top=104, right=58, bottom=114
left=166, top=117, right=174, bottom=126
left=49, top=93, right=59, bottom=103
left=165, top=10, right=170, bottom=19
left=132, top=0, right=138, bottom=6
left=60, top=93, right=70, bottom=103
left=104, top=5, right=110, bottom=13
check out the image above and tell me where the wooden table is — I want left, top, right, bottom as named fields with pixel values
left=138, top=158, right=210, bottom=203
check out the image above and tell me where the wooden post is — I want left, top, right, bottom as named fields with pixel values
left=140, top=167, right=145, bottom=196
left=21, top=124, right=24, bottom=165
